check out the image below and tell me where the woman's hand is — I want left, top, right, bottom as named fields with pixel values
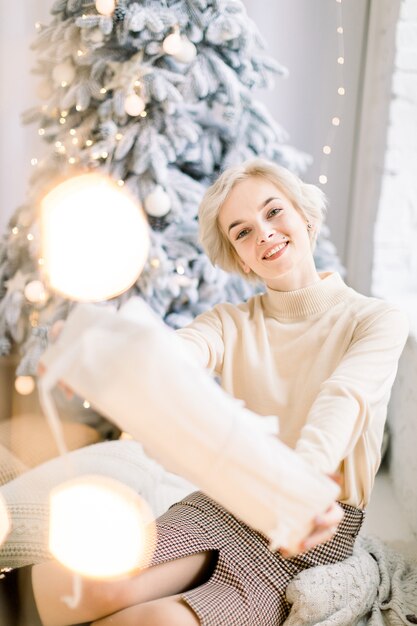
left=280, top=473, right=344, bottom=557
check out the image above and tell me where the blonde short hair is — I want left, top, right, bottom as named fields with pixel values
left=198, top=158, right=327, bottom=280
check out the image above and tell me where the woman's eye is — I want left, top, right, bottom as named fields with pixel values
left=268, top=207, right=282, bottom=218
left=236, top=228, right=250, bottom=240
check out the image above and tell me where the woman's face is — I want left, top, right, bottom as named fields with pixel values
left=218, top=176, right=318, bottom=290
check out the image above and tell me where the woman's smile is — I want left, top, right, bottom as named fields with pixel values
left=262, top=240, right=289, bottom=260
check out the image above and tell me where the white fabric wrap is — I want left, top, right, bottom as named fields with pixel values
left=39, top=298, right=339, bottom=553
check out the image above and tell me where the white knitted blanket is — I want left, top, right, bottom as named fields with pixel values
left=1, top=440, right=417, bottom=625
left=284, top=534, right=417, bottom=626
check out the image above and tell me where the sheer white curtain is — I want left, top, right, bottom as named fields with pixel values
left=0, top=0, right=51, bottom=236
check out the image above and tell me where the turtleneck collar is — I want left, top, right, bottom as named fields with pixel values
left=262, top=272, right=349, bottom=319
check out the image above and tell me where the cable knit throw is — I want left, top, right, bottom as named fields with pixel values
left=1, top=440, right=417, bottom=625
left=283, top=534, right=417, bottom=626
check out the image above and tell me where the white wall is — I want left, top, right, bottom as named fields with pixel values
left=243, top=0, right=369, bottom=268
left=0, top=1, right=51, bottom=236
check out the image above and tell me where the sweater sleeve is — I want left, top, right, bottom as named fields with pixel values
left=176, top=307, right=224, bottom=374
left=295, top=307, right=409, bottom=474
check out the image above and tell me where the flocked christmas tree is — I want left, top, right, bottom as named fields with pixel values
left=0, top=0, right=342, bottom=382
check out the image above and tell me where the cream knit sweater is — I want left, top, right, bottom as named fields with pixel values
left=177, top=272, right=409, bottom=508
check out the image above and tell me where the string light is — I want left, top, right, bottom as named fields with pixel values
left=117, top=179, right=124, bottom=186
left=38, top=257, right=45, bottom=266
left=61, top=110, right=69, bottom=117
left=59, top=117, right=67, bottom=125
left=70, top=129, right=76, bottom=136
left=318, top=0, right=345, bottom=187
left=38, top=128, right=45, bottom=136
left=83, top=400, right=91, bottom=409
left=100, top=88, right=107, bottom=94
left=27, top=233, right=34, bottom=241
left=31, top=158, right=38, bottom=166
left=72, top=138, right=79, bottom=145
left=76, top=105, right=82, bottom=112
left=86, top=139, right=93, bottom=146
left=68, top=157, right=77, bottom=164
left=12, top=227, right=19, bottom=235
left=115, top=133, right=123, bottom=141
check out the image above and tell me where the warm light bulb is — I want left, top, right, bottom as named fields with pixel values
left=332, top=116, right=341, bottom=126
left=337, top=56, right=344, bottom=64
left=338, top=87, right=345, bottom=95
left=319, top=175, right=328, bottom=184
left=15, top=376, right=36, bottom=396
left=337, top=27, right=344, bottom=34
left=0, top=495, right=11, bottom=548
left=95, top=0, right=116, bottom=16
left=323, top=145, right=332, bottom=155
left=40, top=172, right=150, bottom=302
left=49, top=476, right=155, bottom=579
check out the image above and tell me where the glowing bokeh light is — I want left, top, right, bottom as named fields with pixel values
left=40, top=173, right=149, bottom=302
left=49, top=475, right=155, bottom=579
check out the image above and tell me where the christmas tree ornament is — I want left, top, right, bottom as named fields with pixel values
left=0, top=495, right=10, bottom=548
left=24, top=280, right=48, bottom=304
left=144, top=186, right=171, bottom=217
left=49, top=475, right=155, bottom=579
left=15, top=376, right=36, bottom=396
left=162, top=29, right=183, bottom=56
left=114, top=3, right=126, bottom=22
left=124, top=93, right=146, bottom=117
left=95, top=0, right=116, bottom=17
left=52, top=60, right=76, bottom=87
left=40, top=173, right=150, bottom=302
left=172, top=38, right=197, bottom=64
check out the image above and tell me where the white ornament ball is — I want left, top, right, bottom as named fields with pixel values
left=95, top=0, right=115, bottom=16
left=52, top=61, right=76, bottom=87
left=162, top=32, right=183, bottom=56
left=124, top=93, right=146, bottom=117
left=144, top=186, right=171, bottom=217
left=15, top=376, right=36, bottom=396
left=24, top=280, right=48, bottom=303
left=173, top=39, right=197, bottom=64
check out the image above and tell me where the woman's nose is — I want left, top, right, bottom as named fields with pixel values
left=256, top=229, right=275, bottom=245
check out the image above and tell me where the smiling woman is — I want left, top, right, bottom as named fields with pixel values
left=29, top=157, right=409, bottom=626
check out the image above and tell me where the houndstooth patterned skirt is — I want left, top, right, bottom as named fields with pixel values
left=149, top=491, right=365, bottom=626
